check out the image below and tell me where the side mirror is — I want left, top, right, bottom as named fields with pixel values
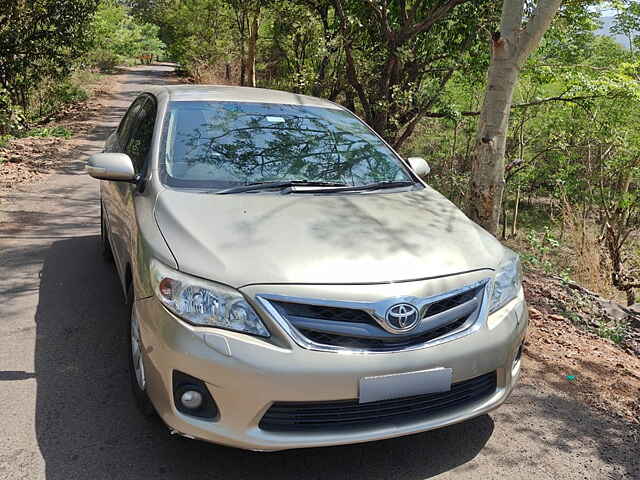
left=407, top=156, right=430, bottom=179
left=87, top=153, right=136, bottom=182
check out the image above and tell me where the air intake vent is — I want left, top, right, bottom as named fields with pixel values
left=260, top=371, right=497, bottom=432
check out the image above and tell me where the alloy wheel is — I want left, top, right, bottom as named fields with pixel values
left=130, top=307, right=146, bottom=391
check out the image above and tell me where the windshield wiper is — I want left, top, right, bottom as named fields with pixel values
left=335, top=180, right=416, bottom=192
left=282, top=180, right=416, bottom=194
left=216, top=180, right=348, bottom=194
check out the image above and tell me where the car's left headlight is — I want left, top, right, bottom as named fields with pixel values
left=489, top=249, right=523, bottom=313
left=150, top=259, right=270, bottom=337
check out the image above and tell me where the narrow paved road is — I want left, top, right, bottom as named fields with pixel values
left=0, top=65, right=637, bottom=480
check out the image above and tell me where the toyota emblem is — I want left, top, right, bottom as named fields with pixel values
left=385, top=303, right=420, bottom=332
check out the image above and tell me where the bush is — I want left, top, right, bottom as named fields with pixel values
left=0, top=87, right=26, bottom=136
left=0, top=0, right=98, bottom=112
left=28, top=78, right=89, bottom=121
left=87, top=48, right=122, bottom=72
left=89, top=1, right=165, bottom=67
left=52, top=80, right=88, bottom=104
left=0, top=134, right=13, bottom=148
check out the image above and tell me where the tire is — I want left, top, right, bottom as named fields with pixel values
left=128, top=285, right=156, bottom=417
left=100, top=204, right=114, bottom=262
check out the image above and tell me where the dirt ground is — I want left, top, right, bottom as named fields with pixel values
left=0, top=65, right=638, bottom=480
left=524, top=272, right=640, bottom=426
left=0, top=75, right=118, bottom=191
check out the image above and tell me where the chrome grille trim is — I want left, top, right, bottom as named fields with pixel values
left=256, top=278, right=491, bottom=354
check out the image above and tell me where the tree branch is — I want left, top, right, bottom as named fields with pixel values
left=334, top=0, right=372, bottom=120
left=422, top=94, right=614, bottom=118
left=363, top=0, right=393, bottom=41
left=408, top=0, right=472, bottom=38
left=518, top=0, right=563, bottom=63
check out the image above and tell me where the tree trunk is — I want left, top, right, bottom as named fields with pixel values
left=469, top=54, right=519, bottom=233
left=239, top=45, right=246, bottom=86
left=511, top=184, right=520, bottom=237
left=468, top=0, right=561, bottom=235
left=626, top=289, right=636, bottom=306
left=246, top=8, right=260, bottom=88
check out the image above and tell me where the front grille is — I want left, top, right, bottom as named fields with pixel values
left=425, top=289, right=477, bottom=316
left=259, top=371, right=497, bottom=432
left=273, top=302, right=373, bottom=324
left=268, top=282, right=486, bottom=352
left=300, top=316, right=468, bottom=352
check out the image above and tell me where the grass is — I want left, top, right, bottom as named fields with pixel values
left=24, top=126, right=72, bottom=139
left=597, top=319, right=630, bottom=344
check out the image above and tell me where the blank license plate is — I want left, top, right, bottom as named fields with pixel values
left=359, top=368, right=453, bottom=404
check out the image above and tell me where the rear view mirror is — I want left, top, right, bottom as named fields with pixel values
left=87, top=153, right=136, bottom=182
left=407, top=156, right=430, bottom=179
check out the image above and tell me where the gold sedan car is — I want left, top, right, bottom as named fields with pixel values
left=87, top=85, right=527, bottom=451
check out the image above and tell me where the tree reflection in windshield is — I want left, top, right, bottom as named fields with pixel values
left=162, top=101, right=412, bottom=188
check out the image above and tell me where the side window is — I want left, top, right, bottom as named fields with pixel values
left=117, top=97, right=146, bottom=149
left=125, top=97, right=157, bottom=173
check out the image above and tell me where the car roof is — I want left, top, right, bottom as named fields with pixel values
left=148, top=85, right=343, bottom=110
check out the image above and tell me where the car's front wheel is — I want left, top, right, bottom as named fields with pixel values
left=128, top=287, right=155, bottom=417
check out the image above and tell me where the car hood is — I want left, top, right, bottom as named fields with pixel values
left=154, top=186, right=504, bottom=287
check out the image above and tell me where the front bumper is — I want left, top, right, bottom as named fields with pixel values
left=137, top=289, right=528, bottom=451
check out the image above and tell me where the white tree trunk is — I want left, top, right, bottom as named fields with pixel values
left=247, top=8, right=260, bottom=88
left=469, top=0, right=561, bottom=235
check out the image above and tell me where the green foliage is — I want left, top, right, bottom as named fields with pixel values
left=263, top=2, right=327, bottom=93
left=327, top=1, right=497, bottom=147
left=0, top=0, right=166, bottom=135
left=612, top=0, right=640, bottom=53
left=88, top=0, right=166, bottom=71
left=407, top=18, right=640, bottom=302
left=0, top=0, right=637, bottom=304
left=24, top=126, right=73, bottom=139
left=521, top=228, right=563, bottom=275
left=135, top=0, right=498, bottom=146
left=0, top=87, right=26, bottom=136
left=597, top=318, right=630, bottom=344
left=23, top=77, right=90, bottom=126
left=160, top=0, right=234, bottom=76
left=0, top=135, right=13, bottom=149
left=0, top=0, right=98, bottom=108
left=86, top=49, right=122, bottom=72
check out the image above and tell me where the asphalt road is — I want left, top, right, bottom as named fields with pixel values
left=0, top=65, right=637, bottom=480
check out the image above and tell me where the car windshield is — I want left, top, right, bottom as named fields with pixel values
left=160, top=101, right=415, bottom=189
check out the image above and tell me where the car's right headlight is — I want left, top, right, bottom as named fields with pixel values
left=489, top=249, right=523, bottom=313
left=150, top=259, right=270, bottom=337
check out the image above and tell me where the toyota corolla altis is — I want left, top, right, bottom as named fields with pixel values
left=87, top=85, right=527, bottom=451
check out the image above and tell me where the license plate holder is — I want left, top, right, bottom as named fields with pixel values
left=359, top=368, right=453, bottom=404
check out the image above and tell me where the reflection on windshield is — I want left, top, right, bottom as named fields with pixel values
left=162, top=101, right=412, bottom=188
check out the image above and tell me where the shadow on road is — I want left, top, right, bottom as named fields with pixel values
left=34, top=236, right=494, bottom=480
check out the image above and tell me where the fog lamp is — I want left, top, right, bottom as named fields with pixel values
left=172, top=370, right=218, bottom=419
left=180, top=390, right=203, bottom=410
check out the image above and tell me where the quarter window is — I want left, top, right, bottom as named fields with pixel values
left=117, top=97, right=146, bottom=148
left=126, top=97, right=156, bottom=173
